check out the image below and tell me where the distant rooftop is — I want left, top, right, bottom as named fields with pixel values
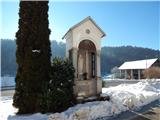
left=119, top=58, right=158, bottom=70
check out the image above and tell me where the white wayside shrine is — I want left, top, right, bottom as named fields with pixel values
left=62, top=16, right=106, bottom=99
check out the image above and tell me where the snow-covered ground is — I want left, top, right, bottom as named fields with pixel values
left=0, top=96, right=48, bottom=120
left=0, top=80, right=160, bottom=120
left=1, top=76, right=15, bottom=88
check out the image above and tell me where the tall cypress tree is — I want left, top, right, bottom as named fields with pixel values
left=13, top=1, right=51, bottom=114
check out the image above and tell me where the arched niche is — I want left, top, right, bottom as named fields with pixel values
left=77, top=40, right=97, bottom=80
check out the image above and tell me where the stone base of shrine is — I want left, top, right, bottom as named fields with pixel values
left=74, top=78, right=102, bottom=98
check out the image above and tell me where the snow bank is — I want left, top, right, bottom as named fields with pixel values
left=0, top=97, right=17, bottom=120
left=1, top=80, right=159, bottom=120
left=49, top=101, right=126, bottom=120
left=49, top=80, right=160, bottom=120
left=102, top=80, right=160, bottom=108
left=0, top=97, right=48, bottom=120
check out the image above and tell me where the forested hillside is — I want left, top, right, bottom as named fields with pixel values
left=1, top=39, right=16, bottom=76
left=1, top=39, right=66, bottom=76
left=1, top=39, right=160, bottom=76
left=101, top=46, right=159, bottom=74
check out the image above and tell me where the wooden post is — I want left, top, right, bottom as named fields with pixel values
left=125, top=70, right=127, bottom=79
left=120, top=70, right=121, bottom=79
left=131, top=69, right=133, bottom=79
left=138, top=69, right=141, bottom=79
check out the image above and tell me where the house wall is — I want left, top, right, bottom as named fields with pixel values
left=120, top=69, right=144, bottom=79
left=72, top=20, right=102, bottom=51
left=152, top=60, right=160, bottom=67
left=65, top=31, right=73, bottom=58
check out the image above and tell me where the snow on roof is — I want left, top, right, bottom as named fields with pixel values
left=119, top=58, right=158, bottom=70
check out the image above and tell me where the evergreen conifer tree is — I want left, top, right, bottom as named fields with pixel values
left=13, top=1, right=51, bottom=114
left=48, top=58, right=76, bottom=112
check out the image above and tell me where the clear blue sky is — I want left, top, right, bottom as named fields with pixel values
left=1, top=1, right=160, bottom=50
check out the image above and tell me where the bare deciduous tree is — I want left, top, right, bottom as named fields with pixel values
left=143, top=67, right=160, bottom=79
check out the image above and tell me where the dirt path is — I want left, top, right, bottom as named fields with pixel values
left=130, top=107, right=160, bottom=120
left=96, top=99, right=160, bottom=120
left=1, top=89, right=15, bottom=97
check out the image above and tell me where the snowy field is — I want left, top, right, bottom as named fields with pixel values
left=0, top=80, right=160, bottom=120
left=1, top=77, right=15, bottom=88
